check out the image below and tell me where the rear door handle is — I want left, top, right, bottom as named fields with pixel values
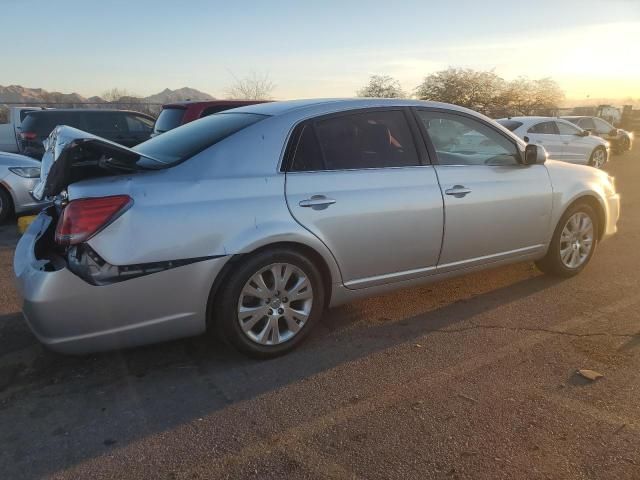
left=445, top=185, right=472, bottom=198
left=299, top=195, right=336, bottom=210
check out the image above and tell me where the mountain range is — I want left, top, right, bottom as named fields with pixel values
left=0, top=85, right=215, bottom=105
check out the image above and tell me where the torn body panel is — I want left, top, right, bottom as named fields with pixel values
left=32, top=125, right=163, bottom=201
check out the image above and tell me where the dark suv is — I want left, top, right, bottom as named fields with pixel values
left=151, top=100, right=268, bottom=137
left=20, top=109, right=155, bottom=159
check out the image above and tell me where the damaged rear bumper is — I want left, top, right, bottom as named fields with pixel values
left=13, top=212, right=228, bottom=354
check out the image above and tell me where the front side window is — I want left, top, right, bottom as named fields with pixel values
left=126, top=114, right=154, bottom=133
left=85, top=112, right=127, bottom=133
left=416, top=110, right=519, bottom=166
left=528, top=121, right=558, bottom=135
left=556, top=121, right=582, bottom=135
left=577, top=117, right=596, bottom=130
left=291, top=110, right=420, bottom=171
left=593, top=118, right=614, bottom=134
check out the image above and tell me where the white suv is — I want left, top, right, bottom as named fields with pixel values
left=497, top=117, right=610, bottom=168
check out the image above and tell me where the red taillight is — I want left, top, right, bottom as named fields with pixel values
left=20, top=131, right=37, bottom=141
left=55, top=195, right=132, bottom=245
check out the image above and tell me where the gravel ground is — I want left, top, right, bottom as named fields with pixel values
left=1, top=145, right=639, bottom=479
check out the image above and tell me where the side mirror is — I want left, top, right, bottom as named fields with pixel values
left=577, top=130, right=590, bottom=137
left=524, top=144, right=547, bottom=165
left=610, top=128, right=618, bottom=136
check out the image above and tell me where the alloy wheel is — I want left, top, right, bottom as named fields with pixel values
left=559, top=212, right=594, bottom=269
left=237, top=263, right=313, bottom=345
left=592, top=149, right=606, bottom=168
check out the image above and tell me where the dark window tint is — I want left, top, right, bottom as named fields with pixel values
left=417, top=110, right=519, bottom=166
left=134, top=112, right=267, bottom=166
left=21, top=112, right=84, bottom=137
left=496, top=119, right=523, bottom=132
left=126, top=114, right=154, bottom=133
left=85, top=112, right=127, bottom=132
left=291, top=125, right=324, bottom=171
left=19, top=109, right=39, bottom=122
left=528, top=121, right=558, bottom=135
left=153, top=108, right=185, bottom=134
left=576, top=117, right=596, bottom=130
left=310, top=110, right=419, bottom=170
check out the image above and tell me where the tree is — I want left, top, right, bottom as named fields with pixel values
left=357, top=75, right=406, bottom=98
left=503, top=77, right=564, bottom=116
left=414, top=67, right=506, bottom=116
left=101, top=88, right=137, bottom=102
left=414, top=68, right=564, bottom=117
left=226, top=72, right=275, bottom=100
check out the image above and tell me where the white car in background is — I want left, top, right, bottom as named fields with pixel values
left=497, top=117, right=610, bottom=168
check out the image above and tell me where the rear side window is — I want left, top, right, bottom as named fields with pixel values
left=133, top=112, right=267, bottom=166
left=528, top=122, right=558, bottom=135
left=291, top=110, right=420, bottom=171
left=153, top=108, right=185, bottom=133
left=496, top=120, right=523, bottom=132
left=22, top=112, right=83, bottom=136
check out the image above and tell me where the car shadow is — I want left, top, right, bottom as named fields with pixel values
left=0, top=268, right=562, bottom=478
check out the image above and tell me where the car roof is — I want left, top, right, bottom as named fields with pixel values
left=162, top=100, right=268, bottom=109
left=24, top=109, right=151, bottom=115
left=229, top=98, right=482, bottom=118
left=560, top=116, right=588, bottom=119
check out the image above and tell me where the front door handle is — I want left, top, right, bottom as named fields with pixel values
left=445, top=185, right=472, bottom=198
left=299, top=195, right=336, bottom=210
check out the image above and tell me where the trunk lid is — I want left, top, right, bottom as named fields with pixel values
left=32, top=125, right=165, bottom=201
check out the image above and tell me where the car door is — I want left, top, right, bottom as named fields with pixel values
left=284, top=108, right=444, bottom=289
left=593, top=117, right=616, bottom=142
left=525, top=121, right=565, bottom=160
left=556, top=120, right=591, bottom=163
left=414, top=108, right=552, bottom=272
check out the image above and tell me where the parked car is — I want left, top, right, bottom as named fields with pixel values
left=561, top=116, right=633, bottom=154
left=14, top=99, right=619, bottom=358
left=0, top=106, right=45, bottom=153
left=0, top=152, right=48, bottom=222
left=497, top=117, right=610, bottom=168
left=151, top=100, right=268, bottom=137
left=20, top=109, right=154, bottom=159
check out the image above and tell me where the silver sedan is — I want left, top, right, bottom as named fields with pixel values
left=13, top=99, right=620, bottom=357
left=0, top=152, right=46, bottom=222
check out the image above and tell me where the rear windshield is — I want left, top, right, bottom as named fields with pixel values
left=153, top=108, right=185, bottom=134
left=21, top=112, right=85, bottom=136
left=496, top=120, right=523, bottom=132
left=134, top=112, right=268, bottom=166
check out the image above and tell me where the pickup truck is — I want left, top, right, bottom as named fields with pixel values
left=0, top=106, right=45, bottom=153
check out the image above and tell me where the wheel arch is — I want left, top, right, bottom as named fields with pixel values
left=561, top=193, right=607, bottom=241
left=205, top=239, right=338, bottom=331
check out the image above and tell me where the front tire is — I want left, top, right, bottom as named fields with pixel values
left=214, top=248, right=325, bottom=358
left=589, top=146, right=607, bottom=168
left=536, top=203, right=598, bottom=277
left=0, top=188, right=14, bottom=224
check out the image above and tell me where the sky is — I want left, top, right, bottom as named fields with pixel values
left=2, top=0, right=639, bottom=102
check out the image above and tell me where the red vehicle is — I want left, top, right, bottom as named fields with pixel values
left=151, top=100, right=268, bottom=137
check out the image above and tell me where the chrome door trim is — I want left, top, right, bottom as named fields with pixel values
left=344, top=264, right=438, bottom=289
left=436, top=244, right=546, bottom=273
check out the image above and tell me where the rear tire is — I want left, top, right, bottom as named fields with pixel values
left=589, top=146, right=607, bottom=168
left=535, top=202, right=598, bottom=277
left=213, top=248, right=325, bottom=359
left=0, top=188, right=14, bottom=224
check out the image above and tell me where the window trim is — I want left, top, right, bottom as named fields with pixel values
left=281, top=107, right=429, bottom=173
left=410, top=107, right=524, bottom=167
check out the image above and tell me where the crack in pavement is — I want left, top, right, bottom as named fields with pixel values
left=425, top=321, right=640, bottom=339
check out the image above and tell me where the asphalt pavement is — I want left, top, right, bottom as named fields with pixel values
left=1, top=145, right=639, bottom=479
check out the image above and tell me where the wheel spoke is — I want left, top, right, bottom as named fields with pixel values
left=288, top=277, right=312, bottom=301
left=283, top=313, right=302, bottom=333
left=239, top=305, right=269, bottom=332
